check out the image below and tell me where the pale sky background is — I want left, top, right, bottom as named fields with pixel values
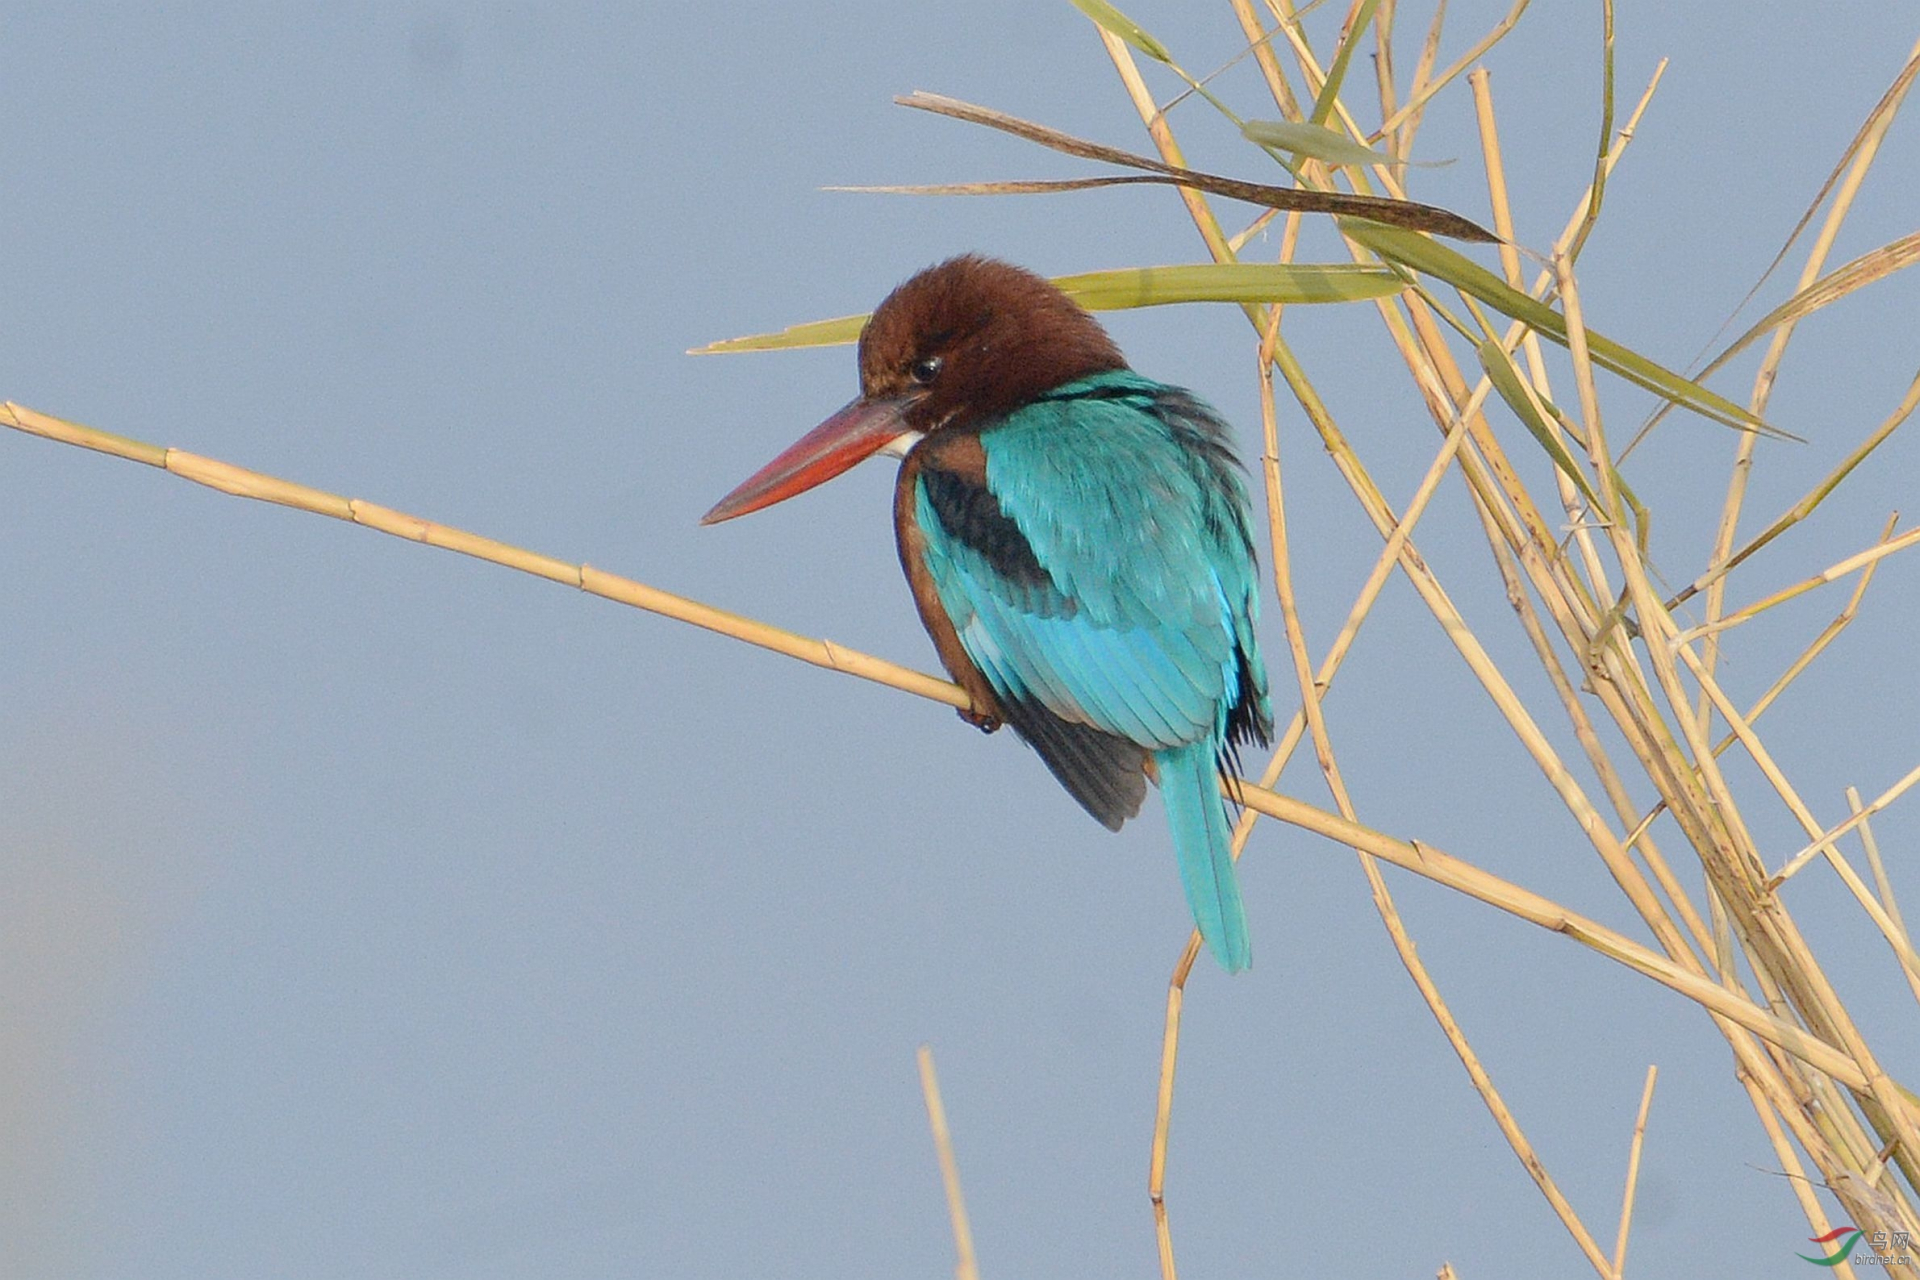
left=2, top=4, right=1917, bottom=1277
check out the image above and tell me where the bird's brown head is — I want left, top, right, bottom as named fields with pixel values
left=855, top=255, right=1125, bottom=431
left=702, top=256, right=1126, bottom=525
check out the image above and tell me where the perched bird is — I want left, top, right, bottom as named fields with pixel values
left=703, top=256, right=1272, bottom=972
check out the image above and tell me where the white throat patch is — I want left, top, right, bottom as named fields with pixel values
left=877, top=430, right=925, bottom=460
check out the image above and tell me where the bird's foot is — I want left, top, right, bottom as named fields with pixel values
left=959, top=708, right=1001, bottom=733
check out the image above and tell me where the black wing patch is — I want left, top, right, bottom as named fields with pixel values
left=1224, top=634, right=1272, bottom=755
left=917, top=466, right=1053, bottom=591
left=997, top=697, right=1148, bottom=831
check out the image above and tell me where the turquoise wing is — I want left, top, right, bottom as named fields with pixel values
left=912, top=372, right=1268, bottom=756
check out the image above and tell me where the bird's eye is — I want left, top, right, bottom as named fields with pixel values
left=910, top=355, right=943, bottom=385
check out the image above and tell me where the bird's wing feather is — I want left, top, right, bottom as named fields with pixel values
left=993, top=699, right=1148, bottom=831
left=912, top=374, right=1265, bottom=757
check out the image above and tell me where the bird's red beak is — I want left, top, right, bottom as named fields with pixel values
left=701, top=395, right=916, bottom=525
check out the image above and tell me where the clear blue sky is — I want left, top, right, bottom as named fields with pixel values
left=3, top=4, right=1916, bottom=1277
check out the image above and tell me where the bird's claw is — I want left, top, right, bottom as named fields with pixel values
left=960, top=708, right=1001, bottom=733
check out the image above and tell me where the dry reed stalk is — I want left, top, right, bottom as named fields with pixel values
left=1677, top=524, right=1920, bottom=641
left=1852, top=790, right=1920, bottom=1011
left=1371, top=0, right=1531, bottom=141
left=916, top=1046, right=980, bottom=1280
left=1666, top=369, right=1920, bottom=611
left=1697, top=511, right=1897, bottom=766
left=1612, top=1065, right=1658, bottom=1276
left=0, top=402, right=973, bottom=718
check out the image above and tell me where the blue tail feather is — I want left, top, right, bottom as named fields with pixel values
left=1154, top=740, right=1250, bottom=973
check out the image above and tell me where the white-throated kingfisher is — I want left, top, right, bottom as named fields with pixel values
left=703, top=257, right=1272, bottom=972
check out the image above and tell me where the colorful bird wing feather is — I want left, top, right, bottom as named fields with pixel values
left=911, top=372, right=1266, bottom=755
